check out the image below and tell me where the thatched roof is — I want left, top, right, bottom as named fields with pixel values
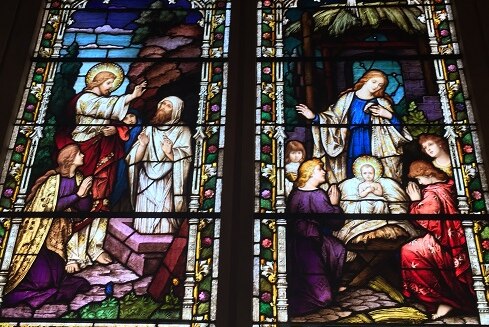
left=286, top=2, right=426, bottom=37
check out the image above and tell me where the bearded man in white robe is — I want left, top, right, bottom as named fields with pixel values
left=126, top=96, right=192, bottom=234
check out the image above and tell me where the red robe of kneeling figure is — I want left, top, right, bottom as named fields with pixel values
left=401, top=179, right=476, bottom=314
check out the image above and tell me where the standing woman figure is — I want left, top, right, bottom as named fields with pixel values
left=296, top=69, right=412, bottom=183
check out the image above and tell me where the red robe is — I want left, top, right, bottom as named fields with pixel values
left=400, top=179, right=475, bottom=313
left=55, top=92, right=129, bottom=212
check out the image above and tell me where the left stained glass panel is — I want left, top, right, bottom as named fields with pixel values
left=0, top=0, right=229, bottom=324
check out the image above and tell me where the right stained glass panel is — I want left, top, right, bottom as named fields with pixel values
left=253, top=0, right=489, bottom=325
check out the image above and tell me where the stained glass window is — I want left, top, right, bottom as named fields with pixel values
left=254, top=0, right=489, bottom=325
left=0, top=0, right=489, bottom=326
left=0, top=0, right=229, bottom=324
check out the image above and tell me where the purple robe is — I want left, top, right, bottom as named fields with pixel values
left=3, top=176, right=91, bottom=308
left=287, top=188, right=346, bottom=316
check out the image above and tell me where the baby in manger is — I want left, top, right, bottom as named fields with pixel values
left=340, top=156, right=408, bottom=214
left=334, top=156, right=419, bottom=277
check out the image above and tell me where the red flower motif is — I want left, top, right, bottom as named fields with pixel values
left=15, top=144, right=25, bottom=153
left=208, top=145, right=218, bottom=154
left=26, top=104, right=36, bottom=112
left=463, top=145, right=473, bottom=154
left=482, top=240, right=489, bottom=250
left=262, top=32, right=272, bottom=40
left=263, top=0, right=271, bottom=6
left=204, top=189, right=215, bottom=199
left=202, top=237, right=213, bottom=247
left=261, top=238, right=272, bottom=248
left=262, top=145, right=271, bottom=153
left=44, top=33, right=53, bottom=40
left=472, top=190, right=482, bottom=200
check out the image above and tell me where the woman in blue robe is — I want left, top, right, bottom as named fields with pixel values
left=110, top=109, right=143, bottom=210
left=296, top=69, right=412, bottom=183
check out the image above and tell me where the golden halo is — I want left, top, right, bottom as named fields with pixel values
left=352, top=155, right=383, bottom=181
left=85, top=62, right=124, bottom=92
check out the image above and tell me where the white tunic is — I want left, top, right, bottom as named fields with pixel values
left=72, top=92, right=130, bottom=142
left=126, top=96, right=192, bottom=234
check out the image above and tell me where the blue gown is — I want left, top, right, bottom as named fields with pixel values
left=346, top=96, right=402, bottom=178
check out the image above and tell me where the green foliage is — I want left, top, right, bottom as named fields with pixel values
left=196, top=302, right=210, bottom=315
left=464, top=153, right=475, bottom=164
left=473, top=199, right=486, bottom=212
left=260, top=302, right=273, bottom=317
left=401, top=101, right=443, bottom=137
left=261, top=224, right=273, bottom=238
left=261, top=133, right=272, bottom=145
left=469, top=178, right=482, bottom=191
left=0, top=221, right=6, bottom=238
left=260, top=276, right=273, bottom=292
left=261, top=248, right=273, bottom=261
left=483, top=252, right=489, bottom=263
left=284, top=72, right=299, bottom=131
left=201, top=198, right=214, bottom=211
left=61, top=311, right=79, bottom=319
left=286, top=5, right=425, bottom=37
left=119, top=292, right=160, bottom=319
left=30, top=116, right=56, bottom=184
left=79, top=297, right=119, bottom=319
left=23, top=112, right=34, bottom=122
left=150, top=309, right=180, bottom=319
left=456, top=111, right=468, bottom=121
left=329, top=9, right=359, bottom=36
left=261, top=111, right=272, bottom=122
left=132, top=1, right=187, bottom=44
left=11, top=152, right=22, bottom=163
left=0, top=198, right=11, bottom=209
left=200, top=246, right=213, bottom=259
left=260, top=153, right=272, bottom=164
left=480, top=226, right=489, bottom=239
left=204, top=176, right=217, bottom=189
left=48, top=42, right=82, bottom=120
left=260, top=198, right=272, bottom=210
left=199, top=275, right=212, bottom=291
left=205, top=153, right=217, bottom=164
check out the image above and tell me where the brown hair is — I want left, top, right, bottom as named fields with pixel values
left=418, top=133, right=449, bottom=154
left=408, top=160, right=448, bottom=181
left=285, top=140, right=306, bottom=164
left=26, top=144, right=81, bottom=204
left=56, top=144, right=81, bottom=176
left=295, top=158, right=323, bottom=188
left=341, top=69, right=392, bottom=104
left=85, top=71, right=116, bottom=91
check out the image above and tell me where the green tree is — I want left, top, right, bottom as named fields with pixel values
left=131, top=1, right=187, bottom=44
left=30, top=42, right=82, bottom=185
left=48, top=42, right=82, bottom=120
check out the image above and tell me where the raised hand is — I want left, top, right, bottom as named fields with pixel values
left=138, top=133, right=149, bottom=146
left=132, top=81, right=147, bottom=98
left=295, top=103, right=316, bottom=120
